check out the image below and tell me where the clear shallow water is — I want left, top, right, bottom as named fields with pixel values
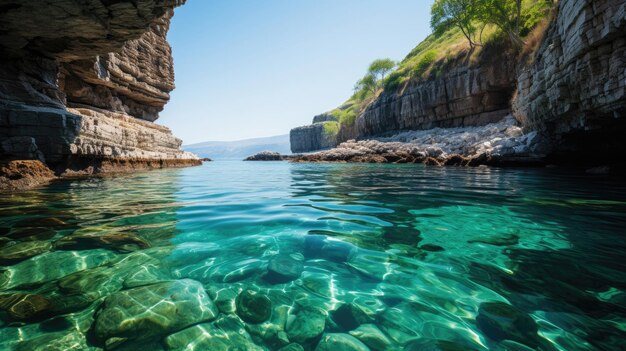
left=0, top=161, right=625, bottom=350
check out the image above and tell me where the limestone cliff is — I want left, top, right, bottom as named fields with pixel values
left=514, top=0, right=626, bottom=163
left=0, top=0, right=197, bottom=189
left=290, top=113, right=339, bottom=153
left=292, top=0, right=626, bottom=167
left=291, top=42, right=518, bottom=154
left=357, top=45, right=517, bottom=138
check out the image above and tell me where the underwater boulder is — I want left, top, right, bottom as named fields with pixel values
left=266, top=254, right=304, bottom=283
left=287, top=306, right=327, bottom=343
left=94, top=279, right=218, bottom=349
left=54, top=231, right=149, bottom=252
left=236, top=289, right=272, bottom=324
left=315, top=333, right=370, bottom=351
left=0, top=293, right=52, bottom=322
left=304, top=235, right=357, bottom=263
left=476, top=302, right=539, bottom=347
left=349, top=324, right=393, bottom=351
left=0, top=241, right=51, bottom=265
left=331, top=303, right=373, bottom=331
left=404, top=338, right=482, bottom=351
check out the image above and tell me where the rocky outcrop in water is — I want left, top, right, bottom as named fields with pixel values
left=290, top=114, right=340, bottom=153
left=244, top=151, right=285, bottom=161
left=513, top=0, right=626, bottom=163
left=291, top=116, right=544, bottom=166
left=0, top=0, right=197, bottom=190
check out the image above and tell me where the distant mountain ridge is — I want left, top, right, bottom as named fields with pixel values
left=184, top=134, right=290, bottom=159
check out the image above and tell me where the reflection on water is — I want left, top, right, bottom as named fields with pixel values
left=0, top=161, right=625, bottom=350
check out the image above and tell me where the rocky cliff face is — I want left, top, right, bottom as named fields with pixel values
left=290, top=114, right=339, bottom=153
left=61, top=12, right=175, bottom=122
left=291, top=44, right=517, bottom=153
left=357, top=46, right=517, bottom=138
left=514, top=0, right=626, bottom=163
left=292, top=0, right=626, bottom=166
left=0, top=0, right=197, bottom=187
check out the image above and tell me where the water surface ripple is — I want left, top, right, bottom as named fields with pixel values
left=0, top=161, right=624, bottom=350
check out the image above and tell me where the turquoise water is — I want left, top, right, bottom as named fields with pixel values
left=0, top=161, right=624, bottom=350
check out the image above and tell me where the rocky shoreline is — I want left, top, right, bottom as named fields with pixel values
left=288, top=116, right=546, bottom=167
left=289, top=0, right=626, bottom=169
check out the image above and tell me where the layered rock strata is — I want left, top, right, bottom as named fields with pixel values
left=0, top=0, right=198, bottom=190
left=290, top=114, right=340, bottom=153
left=358, top=45, right=517, bottom=138
left=514, top=0, right=626, bottom=163
left=292, top=116, right=544, bottom=166
left=291, top=45, right=517, bottom=153
left=292, top=0, right=625, bottom=167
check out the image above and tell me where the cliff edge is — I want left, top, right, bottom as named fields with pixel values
left=291, top=0, right=626, bottom=169
left=0, top=0, right=199, bottom=190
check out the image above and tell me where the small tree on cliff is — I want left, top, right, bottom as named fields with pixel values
left=477, top=0, right=523, bottom=45
left=353, top=59, right=397, bottom=100
left=431, top=0, right=481, bottom=48
left=368, top=59, right=396, bottom=88
left=354, top=74, right=377, bottom=97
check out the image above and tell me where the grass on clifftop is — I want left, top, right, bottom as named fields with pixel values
left=327, top=0, right=553, bottom=130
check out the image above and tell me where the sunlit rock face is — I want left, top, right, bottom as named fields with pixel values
left=514, top=0, right=626, bottom=162
left=0, top=0, right=197, bottom=178
left=61, top=12, right=176, bottom=122
left=290, top=113, right=340, bottom=153
left=357, top=45, right=517, bottom=138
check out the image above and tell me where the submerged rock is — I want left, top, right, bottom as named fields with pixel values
left=244, top=302, right=291, bottom=347
left=94, top=279, right=218, bottom=348
left=213, top=287, right=240, bottom=314
left=304, top=235, right=357, bottom=263
left=0, top=293, right=52, bottom=322
left=236, top=289, right=272, bottom=324
left=55, top=265, right=126, bottom=311
left=404, top=339, right=481, bottom=351
left=6, top=227, right=56, bottom=241
left=279, top=343, right=305, bottom=351
left=14, top=217, right=67, bottom=228
left=287, top=306, right=327, bottom=343
left=349, top=324, right=393, bottom=351
left=382, top=227, right=422, bottom=246
left=14, top=330, right=91, bottom=351
left=164, top=319, right=263, bottom=351
left=0, top=249, right=116, bottom=290
left=331, top=303, right=373, bottom=331
left=468, top=234, right=519, bottom=246
left=266, top=254, right=304, bottom=283
left=54, top=231, right=149, bottom=252
left=420, top=244, right=445, bottom=252
left=476, top=302, right=539, bottom=347
left=315, top=333, right=370, bottom=351
left=0, top=241, right=51, bottom=265
left=123, top=264, right=171, bottom=289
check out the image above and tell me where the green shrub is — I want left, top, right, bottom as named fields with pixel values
left=520, top=0, right=552, bottom=36
left=412, top=50, right=438, bottom=78
left=332, top=108, right=358, bottom=128
left=322, top=121, right=340, bottom=137
left=384, top=71, right=406, bottom=91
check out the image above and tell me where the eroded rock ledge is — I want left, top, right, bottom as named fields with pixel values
left=0, top=0, right=198, bottom=190
left=291, top=116, right=545, bottom=167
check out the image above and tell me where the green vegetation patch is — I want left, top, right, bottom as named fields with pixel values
left=322, top=121, right=340, bottom=137
left=327, top=0, right=554, bottom=140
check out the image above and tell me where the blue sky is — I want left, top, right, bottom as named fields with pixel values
left=159, top=0, right=434, bottom=144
